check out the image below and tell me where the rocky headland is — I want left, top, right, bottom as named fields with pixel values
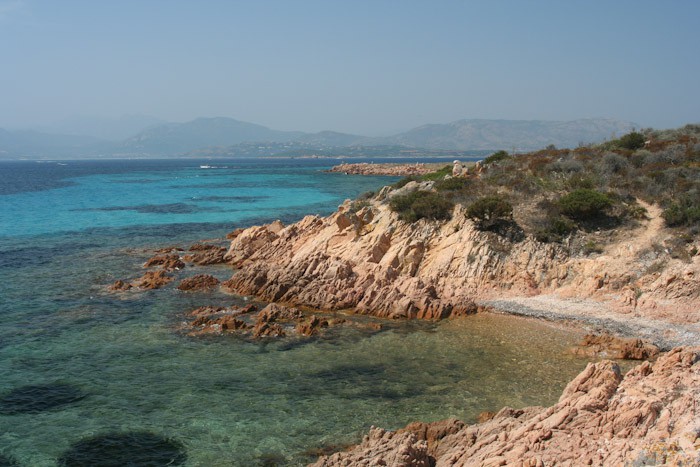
left=218, top=127, right=700, bottom=463
left=221, top=185, right=699, bottom=348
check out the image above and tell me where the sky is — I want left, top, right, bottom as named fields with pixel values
left=1, top=0, right=699, bottom=136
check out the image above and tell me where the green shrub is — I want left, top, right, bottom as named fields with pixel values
left=600, top=152, right=630, bottom=175
left=483, top=150, right=511, bottom=165
left=558, top=189, right=613, bottom=220
left=617, top=131, right=646, bottom=150
left=419, top=165, right=453, bottom=181
left=662, top=196, right=700, bottom=227
left=389, top=190, right=454, bottom=223
left=349, top=199, right=370, bottom=213
left=466, top=196, right=513, bottom=229
left=534, top=216, right=576, bottom=243
left=434, top=177, right=472, bottom=191
left=393, top=166, right=453, bottom=188
left=583, top=240, right=604, bottom=255
left=564, top=175, right=596, bottom=190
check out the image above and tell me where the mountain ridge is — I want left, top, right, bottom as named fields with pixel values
left=0, top=116, right=639, bottom=159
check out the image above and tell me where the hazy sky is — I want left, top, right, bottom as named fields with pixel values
left=1, top=0, right=699, bottom=135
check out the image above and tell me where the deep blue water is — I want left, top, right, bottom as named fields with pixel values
left=0, top=158, right=590, bottom=466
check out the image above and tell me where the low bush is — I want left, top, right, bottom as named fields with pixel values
left=434, top=176, right=472, bottom=192
left=483, top=150, right=511, bottom=165
left=534, top=216, right=576, bottom=243
left=563, top=174, right=596, bottom=190
left=662, top=195, right=700, bottom=227
left=389, top=190, right=454, bottom=223
left=547, top=159, right=584, bottom=174
left=466, top=196, right=513, bottom=229
left=419, top=165, right=453, bottom=181
left=600, top=152, right=630, bottom=175
left=349, top=199, right=370, bottom=213
left=617, top=131, right=646, bottom=150
left=392, top=165, right=453, bottom=188
left=558, top=189, right=613, bottom=220
left=582, top=240, right=604, bottom=255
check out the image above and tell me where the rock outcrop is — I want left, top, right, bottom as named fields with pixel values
left=177, top=274, right=220, bottom=291
left=114, top=270, right=173, bottom=290
left=312, top=347, right=700, bottom=466
left=221, top=194, right=700, bottom=329
left=222, top=200, right=568, bottom=320
left=143, top=253, right=185, bottom=270
left=183, top=243, right=227, bottom=265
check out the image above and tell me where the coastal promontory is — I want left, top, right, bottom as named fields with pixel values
left=218, top=126, right=700, bottom=464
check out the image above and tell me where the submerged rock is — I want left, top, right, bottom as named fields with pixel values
left=108, top=279, right=132, bottom=292
left=311, top=347, right=700, bottom=466
left=0, top=454, right=20, bottom=466
left=58, top=431, right=186, bottom=467
left=187, top=305, right=226, bottom=317
left=569, top=333, right=660, bottom=360
left=0, top=383, right=86, bottom=415
left=182, top=301, right=351, bottom=340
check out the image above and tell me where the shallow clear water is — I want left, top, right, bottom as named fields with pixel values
left=0, top=158, right=592, bottom=466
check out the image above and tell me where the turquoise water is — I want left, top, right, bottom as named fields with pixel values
left=0, top=159, right=591, bottom=466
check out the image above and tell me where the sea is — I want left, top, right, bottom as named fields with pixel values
left=0, top=158, right=592, bottom=466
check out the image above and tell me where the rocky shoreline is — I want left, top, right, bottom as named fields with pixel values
left=215, top=177, right=698, bottom=464
left=311, top=347, right=700, bottom=466
left=219, top=187, right=699, bottom=337
left=108, top=171, right=700, bottom=464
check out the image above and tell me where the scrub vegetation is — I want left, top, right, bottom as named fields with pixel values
left=388, top=125, right=700, bottom=254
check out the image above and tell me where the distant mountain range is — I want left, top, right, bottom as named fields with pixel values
left=36, top=114, right=167, bottom=141
left=0, top=116, right=638, bottom=159
left=374, top=118, right=637, bottom=151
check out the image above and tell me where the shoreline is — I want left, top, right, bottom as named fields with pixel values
left=482, top=295, right=700, bottom=350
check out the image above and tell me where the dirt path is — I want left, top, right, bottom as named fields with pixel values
left=607, top=199, right=664, bottom=259
left=484, top=200, right=700, bottom=349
